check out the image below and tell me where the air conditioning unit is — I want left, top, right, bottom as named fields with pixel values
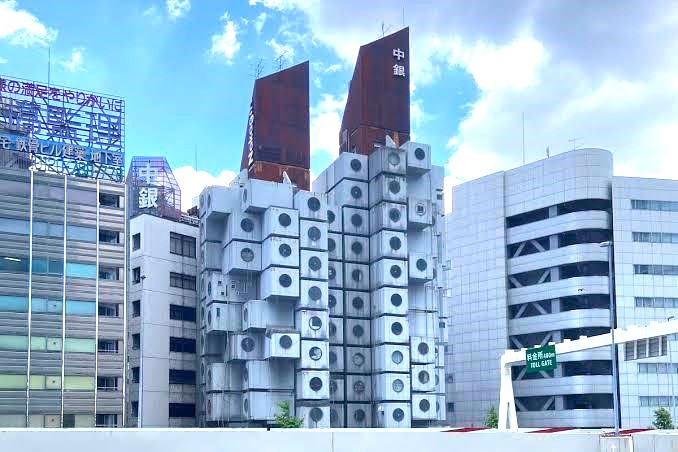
left=409, top=253, right=434, bottom=283
left=262, top=206, right=299, bottom=239
left=372, top=373, right=411, bottom=402
left=244, top=360, right=295, bottom=391
left=294, top=191, right=328, bottom=222
left=343, top=290, right=370, bottom=318
left=408, top=197, right=433, bottom=230
left=371, top=287, right=408, bottom=317
left=343, top=234, right=369, bottom=263
left=206, top=302, right=241, bottom=334
left=329, top=345, right=344, bottom=372
left=299, top=219, right=328, bottom=251
left=242, top=299, right=293, bottom=331
left=327, top=234, right=343, bottom=263
left=296, top=370, right=330, bottom=400
left=345, top=318, right=370, bottom=347
left=343, top=263, right=369, bottom=291
left=412, top=394, right=437, bottom=420
left=407, top=311, right=437, bottom=337
left=372, top=315, right=409, bottom=345
left=242, top=390, right=293, bottom=421
left=368, top=146, right=406, bottom=179
left=223, top=241, right=262, bottom=274
left=369, top=259, right=408, bottom=290
left=370, top=230, right=407, bottom=262
left=328, top=179, right=368, bottom=209
left=374, top=402, right=411, bottom=428
left=264, top=330, right=301, bottom=360
left=370, top=202, right=407, bottom=234
left=327, top=205, right=343, bottom=233
left=342, top=206, right=369, bottom=236
left=327, top=152, right=368, bottom=189
left=369, top=174, right=407, bottom=208
left=345, top=374, right=371, bottom=402
left=260, top=267, right=299, bottom=300
left=328, top=289, right=343, bottom=316
left=329, top=316, right=343, bottom=345
left=346, top=403, right=372, bottom=428
left=373, top=344, right=410, bottom=373
left=206, top=392, right=243, bottom=422
left=328, top=261, right=343, bottom=289
left=261, top=236, right=300, bottom=269
left=228, top=334, right=263, bottom=362
left=329, top=377, right=345, bottom=402
left=298, top=279, right=329, bottom=310
left=410, top=336, right=436, bottom=364
left=411, top=364, right=436, bottom=392
left=400, top=141, right=432, bottom=175
left=345, top=346, right=371, bottom=374
left=241, top=178, right=293, bottom=213
left=206, top=363, right=243, bottom=392
left=224, top=210, right=262, bottom=244
left=299, top=339, right=329, bottom=370
left=330, top=403, right=345, bottom=427
left=409, top=285, right=436, bottom=312
left=296, top=309, right=329, bottom=340
left=296, top=403, right=330, bottom=428
left=201, top=241, right=222, bottom=271
left=199, top=185, right=237, bottom=219
left=300, top=249, right=329, bottom=280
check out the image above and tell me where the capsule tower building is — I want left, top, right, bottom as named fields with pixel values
left=197, top=29, right=447, bottom=428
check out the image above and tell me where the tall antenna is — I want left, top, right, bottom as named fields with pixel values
left=249, top=58, right=265, bottom=79
left=568, top=137, right=582, bottom=151
left=381, top=21, right=393, bottom=37
left=522, top=112, right=525, bottom=165
left=274, top=51, right=287, bottom=71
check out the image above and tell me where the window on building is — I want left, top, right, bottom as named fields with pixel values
left=635, top=297, right=678, bottom=308
left=97, top=376, right=117, bottom=391
left=169, top=403, right=195, bottom=418
left=638, top=363, right=678, bottom=374
left=634, top=264, right=678, bottom=276
left=98, top=339, right=118, bottom=353
left=625, top=336, right=668, bottom=360
left=99, top=229, right=120, bottom=244
left=639, top=396, right=678, bottom=407
left=98, top=303, right=119, bottom=317
left=67, top=225, right=97, bottom=242
left=132, top=267, right=141, bottom=284
left=632, top=199, right=678, bottom=212
left=99, top=266, right=120, bottom=281
left=63, top=414, right=76, bottom=428
left=169, top=272, right=196, bottom=291
left=169, top=369, right=196, bottom=385
left=170, top=232, right=196, bottom=258
left=132, top=233, right=141, bottom=250
left=131, top=401, right=139, bottom=417
left=169, top=337, right=196, bottom=354
left=131, top=367, right=140, bottom=383
left=132, top=334, right=140, bottom=350
left=96, top=414, right=118, bottom=427
left=446, top=402, right=455, bottom=412
left=169, top=304, right=196, bottom=322
left=132, top=300, right=141, bottom=317
left=99, top=192, right=120, bottom=208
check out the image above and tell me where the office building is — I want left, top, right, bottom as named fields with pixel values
left=0, top=76, right=126, bottom=427
left=126, top=157, right=199, bottom=427
left=444, top=148, right=678, bottom=429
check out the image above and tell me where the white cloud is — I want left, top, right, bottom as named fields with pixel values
left=210, top=13, right=241, bottom=63
left=60, top=47, right=86, bottom=72
left=310, top=93, right=346, bottom=160
left=166, top=0, right=190, bottom=19
left=323, top=63, right=341, bottom=73
left=254, top=12, right=267, bottom=34
left=0, top=57, right=7, bottom=64
left=267, top=38, right=294, bottom=62
left=173, top=166, right=238, bottom=211
left=0, top=0, right=57, bottom=47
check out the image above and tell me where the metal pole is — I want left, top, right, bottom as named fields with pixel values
left=602, top=241, right=620, bottom=435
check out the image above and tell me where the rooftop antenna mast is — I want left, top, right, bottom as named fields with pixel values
left=274, top=51, right=288, bottom=71
left=381, top=21, right=393, bottom=37
left=249, top=58, right=265, bottom=79
left=569, top=137, right=583, bottom=151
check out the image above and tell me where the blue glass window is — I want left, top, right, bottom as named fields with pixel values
left=0, top=218, right=29, bottom=235
left=0, top=296, right=28, bottom=312
left=67, top=225, right=97, bottom=242
left=0, top=256, right=29, bottom=273
left=31, top=299, right=62, bottom=313
left=65, top=300, right=96, bottom=316
left=66, top=262, right=97, bottom=279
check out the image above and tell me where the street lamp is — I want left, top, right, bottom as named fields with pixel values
left=600, top=241, right=620, bottom=436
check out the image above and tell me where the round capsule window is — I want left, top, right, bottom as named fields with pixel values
left=309, top=377, right=323, bottom=392
left=387, top=151, right=401, bottom=166
left=352, top=324, right=364, bottom=338
left=350, top=158, right=362, bottom=172
left=352, top=296, right=364, bottom=310
left=327, top=210, right=336, bottom=223
left=354, top=409, right=365, bottom=422
left=240, top=247, right=255, bottom=262
left=279, top=243, right=292, bottom=257
left=307, top=197, right=321, bottom=212
left=393, top=408, right=405, bottom=422
left=352, top=352, right=365, bottom=367
left=207, top=399, right=212, bottom=415
left=243, top=399, right=249, bottom=413
left=308, top=286, right=322, bottom=301
left=350, top=186, right=362, bottom=199
left=392, top=379, right=404, bottom=393
left=278, top=213, right=292, bottom=227
left=207, top=311, right=212, bottom=325
left=388, top=180, right=401, bottom=194
left=330, top=409, right=338, bottom=424
left=418, top=342, right=430, bottom=355
left=279, top=335, right=293, bottom=349
left=391, top=293, right=403, bottom=307
left=353, top=380, right=365, bottom=393
left=279, top=274, right=292, bottom=287
left=351, top=241, right=363, bottom=255
left=391, top=322, right=403, bottom=335
left=243, top=368, right=249, bottom=382
left=435, top=373, right=439, bottom=386
left=414, top=147, right=426, bottom=160
left=240, top=218, right=254, bottom=232
left=309, top=256, right=322, bottom=271
left=328, top=238, right=336, bottom=252
left=308, top=226, right=321, bottom=241
left=243, top=308, right=248, bottom=322
left=207, top=282, right=212, bottom=296
left=328, top=294, right=336, bottom=308
left=389, top=236, right=402, bottom=251
left=310, top=346, right=323, bottom=361
left=329, top=322, right=336, bottom=336
left=389, top=208, right=401, bottom=222
left=351, top=269, right=363, bottom=282
left=241, top=337, right=255, bottom=352
left=309, top=316, right=323, bottom=330
left=391, top=350, right=403, bottom=364
left=419, top=399, right=430, bottom=412
left=329, top=351, right=337, bottom=364
left=416, top=258, right=427, bottom=271
left=350, top=213, right=363, bottom=227
left=310, top=407, right=324, bottom=422
left=390, top=265, right=402, bottom=278
left=329, top=380, right=337, bottom=394
left=207, top=194, right=211, bottom=207
left=328, top=266, right=336, bottom=280
left=418, top=370, right=430, bottom=384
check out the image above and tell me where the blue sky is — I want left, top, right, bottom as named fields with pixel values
left=2, top=1, right=677, bottom=212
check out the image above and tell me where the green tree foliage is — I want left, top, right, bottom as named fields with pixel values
left=273, top=401, right=303, bottom=428
left=485, top=406, right=499, bottom=428
left=653, top=407, right=674, bottom=430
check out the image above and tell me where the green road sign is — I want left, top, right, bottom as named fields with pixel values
left=525, top=344, right=557, bottom=373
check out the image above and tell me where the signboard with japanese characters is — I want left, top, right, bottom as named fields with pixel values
left=392, top=47, right=407, bottom=78
left=135, top=162, right=159, bottom=210
left=525, top=344, right=558, bottom=373
left=0, top=75, right=124, bottom=181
